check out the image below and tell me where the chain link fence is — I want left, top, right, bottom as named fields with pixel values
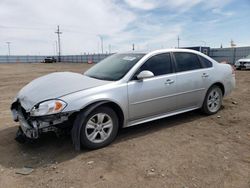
left=0, top=54, right=112, bottom=63
left=210, top=46, right=250, bottom=64
left=1, top=46, right=250, bottom=64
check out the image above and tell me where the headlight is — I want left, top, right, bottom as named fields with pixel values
left=30, top=99, right=67, bottom=116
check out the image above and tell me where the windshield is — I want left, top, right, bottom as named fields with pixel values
left=84, top=53, right=145, bottom=81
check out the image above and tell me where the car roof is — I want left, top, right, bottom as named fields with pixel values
left=122, top=48, right=205, bottom=56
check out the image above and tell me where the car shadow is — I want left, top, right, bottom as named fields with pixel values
left=0, top=110, right=205, bottom=169
left=117, top=110, right=205, bottom=142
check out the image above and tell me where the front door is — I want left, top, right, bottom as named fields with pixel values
left=128, top=53, right=177, bottom=121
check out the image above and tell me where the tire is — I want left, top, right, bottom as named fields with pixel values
left=201, top=86, right=223, bottom=115
left=76, top=106, right=119, bottom=149
left=15, top=127, right=27, bottom=143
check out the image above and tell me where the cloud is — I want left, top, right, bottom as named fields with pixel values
left=124, top=0, right=233, bottom=12
left=165, top=0, right=202, bottom=11
left=211, top=8, right=234, bottom=17
left=204, top=0, right=232, bottom=9
left=124, top=0, right=156, bottom=10
left=138, top=24, right=183, bottom=50
left=124, top=0, right=202, bottom=12
left=0, top=0, right=136, bottom=55
left=0, top=0, right=246, bottom=55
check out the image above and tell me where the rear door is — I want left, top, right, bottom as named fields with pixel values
left=173, top=52, right=211, bottom=110
left=128, top=53, right=177, bottom=121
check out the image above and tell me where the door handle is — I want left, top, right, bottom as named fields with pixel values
left=165, top=79, right=175, bottom=85
left=202, top=73, right=209, bottom=78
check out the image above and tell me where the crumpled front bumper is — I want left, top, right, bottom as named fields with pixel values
left=12, top=107, right=39, bottom=139
left=11, top=100, right=72, bottom=139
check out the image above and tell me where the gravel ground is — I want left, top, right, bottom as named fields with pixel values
left=0, top=63, right=249, bottom=188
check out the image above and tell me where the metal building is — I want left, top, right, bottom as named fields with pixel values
left=182, top=46, right=210, bottom=56
left=183, top=46, right=250, bottom=65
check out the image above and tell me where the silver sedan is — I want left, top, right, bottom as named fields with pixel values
left=11, top=49, right=235, bottom=150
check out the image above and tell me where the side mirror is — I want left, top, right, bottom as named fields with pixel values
left=137, top=70, right=154, bottom=80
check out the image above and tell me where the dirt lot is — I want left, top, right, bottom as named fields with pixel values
left=0, top=63, right=249, bottom=188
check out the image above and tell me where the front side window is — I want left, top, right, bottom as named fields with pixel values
left=136, top=53, right=173, bottom=77
left=85, top=53, right=145, bottom=81
left=174, top=52, right=201, bottom=72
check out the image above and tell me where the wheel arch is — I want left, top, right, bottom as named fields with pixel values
left=81, top=100, right=125, bottom=128
left=201, top=82, right=224, bottom=115
left=211, top=82, right=225, bottom=96
left=71, top=100, right=125, bottom=151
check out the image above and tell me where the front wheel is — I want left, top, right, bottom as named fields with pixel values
left=77, top=106, right=119, bottom=149
left=201, top=86, right=223, bottom=115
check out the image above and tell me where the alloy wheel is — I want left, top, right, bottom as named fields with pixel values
left=85, top=113, right=113, bottom=143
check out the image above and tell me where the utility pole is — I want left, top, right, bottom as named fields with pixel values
left=98, top=35, right=104, bottom=54
left=6, top=42, right=11, bottom=56
left=230, top=39, right=236, bottom=47
left=132, top=43, right=135, bottom=51
left=177, top=36, right=180, bottom=48
left=55, top=25, right=62, bottom=62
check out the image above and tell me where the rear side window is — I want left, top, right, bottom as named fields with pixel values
left=138, top=53, right=173, bottom=76
left=174, top=52, right=201, bottom=72
left=198, top=55, right=213, bottom=68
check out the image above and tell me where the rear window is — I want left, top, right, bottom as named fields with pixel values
left=173, top=52, right=201, bottom=72
left=198, top=55, right=213, bottom=68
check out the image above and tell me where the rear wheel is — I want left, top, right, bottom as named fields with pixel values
left=202, top=86, right=222, bottom=115
left=77, top=106, right=119, bottom=149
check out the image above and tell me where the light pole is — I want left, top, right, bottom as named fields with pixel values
left=6, top=42, right=11, bottom=56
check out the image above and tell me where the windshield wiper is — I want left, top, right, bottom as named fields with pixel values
left=86, top=74, right=115, bottom=81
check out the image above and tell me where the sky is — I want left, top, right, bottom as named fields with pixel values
left=0, top=0, right=250, bottom=55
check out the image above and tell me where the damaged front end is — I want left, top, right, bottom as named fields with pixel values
left=11, top=99, right=74, bottom=141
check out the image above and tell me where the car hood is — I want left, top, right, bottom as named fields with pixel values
left=17, top=72, right=112, bottom=111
